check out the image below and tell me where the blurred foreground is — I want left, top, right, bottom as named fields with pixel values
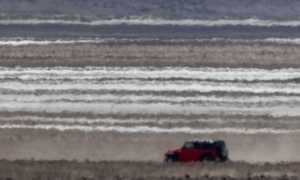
left=0, top=160, right=298, bottom=180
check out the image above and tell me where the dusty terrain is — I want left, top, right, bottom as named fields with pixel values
left=1, top=24, right=300, bottom=39
left=0, top=127, right=300, bottom=163
left=1, top=42, right=300, bottom=68
left=0, top=40, right=300, bottom=179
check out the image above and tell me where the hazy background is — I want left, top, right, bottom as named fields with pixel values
left=1, top=0, right=300, bottom=20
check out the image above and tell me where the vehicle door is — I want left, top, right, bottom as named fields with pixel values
left=202, top=142, right=216, bottom=159
left=191, top=142, right=203, bottom=161
left=180, top=142, right=196, bottom=162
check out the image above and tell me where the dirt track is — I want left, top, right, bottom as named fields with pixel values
left=0, top=160, right=299, bottom=180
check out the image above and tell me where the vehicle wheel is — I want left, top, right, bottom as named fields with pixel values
left=220, top=156, right=229, bottom=162
left=165, top=153, right=179, bottom=163
left=166, top=157, right=173, bottom=163
left=200, top=154, right=214, bottom=162
left=219, top=147, right=229, bottom=162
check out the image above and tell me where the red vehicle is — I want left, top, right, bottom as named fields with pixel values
left=164, top=140, right=229, bottom=162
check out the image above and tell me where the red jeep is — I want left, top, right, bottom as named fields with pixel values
left=164, top=140, right=229, bottom=162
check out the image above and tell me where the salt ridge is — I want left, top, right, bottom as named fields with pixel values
left=1, top=38, right=300, bottom=46
left=1, top=19, right=300, bottom=27
left=1, top=124, right=299, bottom=134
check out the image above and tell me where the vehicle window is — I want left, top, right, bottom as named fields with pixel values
left=203, top=142, right=213, bottom=149
left=183, top=142, right=193, bottom=148
left=193, top=142, right=202, bottom=149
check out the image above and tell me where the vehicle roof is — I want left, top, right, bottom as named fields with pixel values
left=187, top=139, right=223, bottom=143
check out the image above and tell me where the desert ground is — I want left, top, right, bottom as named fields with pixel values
left=1, top=1, right=300, bottom=179
left=1, top=42, right=300, bottom=68
left=0, top=160, right=300, bottom=180
left=0, top=40, right=300, bottom=179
